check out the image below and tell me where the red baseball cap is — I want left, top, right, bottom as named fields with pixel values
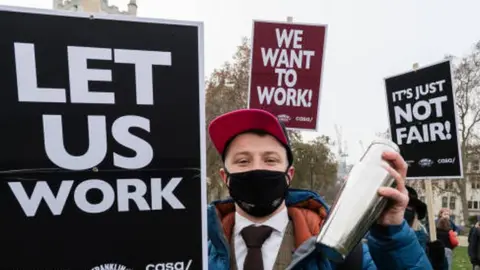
left=208, top=109, right=293, bottom=164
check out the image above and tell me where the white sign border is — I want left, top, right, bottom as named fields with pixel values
left=0, top=4, right=208, bottom=269
left=246, top=19, right=329, bottom=132
left=383, top=59, right=464, bottom=180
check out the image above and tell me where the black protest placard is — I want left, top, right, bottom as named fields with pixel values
left=385, top=60, right=462, bottom=179
left=0, top=6, right=206, bottom=270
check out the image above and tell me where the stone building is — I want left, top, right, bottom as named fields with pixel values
left=53, top=0, right=137, bottom=15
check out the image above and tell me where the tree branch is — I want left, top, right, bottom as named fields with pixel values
left=466, top=108, right=480, bottom=140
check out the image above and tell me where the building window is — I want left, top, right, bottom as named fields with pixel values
left=445, top=182, right=453, bottom=190
left=442, top=197, right=448, bottom=208
left=473, top=160, right=480, bottom=171
left=475, top=201, right=479, bottom=209
left=472, top=175, right=480, bottom=189
left=472, top=179, right=480, bottom=189
left=469, top=201, right=473, bottom=209
left=449, top=197, right=456, bottom=210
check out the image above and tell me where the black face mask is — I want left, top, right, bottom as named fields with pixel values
left=226, top=169, right=290, bottom=217
left=404, top=208, right=415, bottom=226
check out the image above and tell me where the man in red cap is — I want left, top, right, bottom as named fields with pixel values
left=207, top=108, right=432, bottom=270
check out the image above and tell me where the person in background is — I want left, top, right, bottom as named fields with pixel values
left=405, top=186, right=429, bottom=250
left=426, top=208, right=460, bottom=237
left=436, top=217, right=459, bottom=270
left=403, top=189, right=451, bottom=270
left=206, top=108, right=432, bottom=270
left=437, top=208, right=459, bottom=233
left=468, top=220, right=480, bottom=270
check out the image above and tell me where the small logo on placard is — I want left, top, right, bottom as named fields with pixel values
left=91, top=263, right=132, bottom=270
left=145, top=259, right=193, bottom=270
left=405, top=160, right=415, bottom=167
left=277, top=114, right=291, bottom=122
left=418, top=158, right=434, bottom=168
left=438, top=157, right=456, bottom=164
left=295, top=116, right=313, bottom=122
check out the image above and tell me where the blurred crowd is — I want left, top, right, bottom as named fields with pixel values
left=397, top=185, right=480, bottom=270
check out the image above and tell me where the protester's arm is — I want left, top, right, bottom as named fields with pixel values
left=361, top=243, right=377, bottom=270
left=414, top=229, right=428, bottom=251
left=367, top=220, right=433, bottom=270
left=450, top=220, right=459, bottom=233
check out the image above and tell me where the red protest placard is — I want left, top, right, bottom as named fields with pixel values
left=247, top=20, right=327, bottom=131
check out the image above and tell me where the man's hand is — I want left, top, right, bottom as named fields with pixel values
left=376, top=151, right=409, bottom=226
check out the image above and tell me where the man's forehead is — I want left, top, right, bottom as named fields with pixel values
left=231, top=150, right=283, bottom=156
left=226, top=133, right=286, bottom=155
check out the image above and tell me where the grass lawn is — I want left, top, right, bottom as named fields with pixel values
left=453, top=246, right=471, bottom=270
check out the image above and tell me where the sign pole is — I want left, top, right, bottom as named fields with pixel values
left=411, top=62, right=437, bottom=241
left=425, top=178, right=437, bottom=241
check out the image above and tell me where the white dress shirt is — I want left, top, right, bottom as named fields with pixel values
left=233, top=207, right=289, bottom=270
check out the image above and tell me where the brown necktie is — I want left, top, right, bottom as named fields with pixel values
left=240, top=225, right=274, bottom=270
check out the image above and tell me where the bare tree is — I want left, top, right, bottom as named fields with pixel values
left=450, top=41, right=480, bottom=224
left=409, top=44, right=480, bottom=224
left=205, top=38, right=251, bottom=202
left=376, top=129, right=391, bottom=140
left=290, top=136, right=338, bottom=194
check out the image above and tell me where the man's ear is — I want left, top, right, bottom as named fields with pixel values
left=287, top=166, right=295, bottom=184
left=219, top=168, right=228, bottom=185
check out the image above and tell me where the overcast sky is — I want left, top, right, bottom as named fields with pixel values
left=2, top=0, right=480, bottom=163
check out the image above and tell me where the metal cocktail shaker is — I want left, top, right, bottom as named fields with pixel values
left=316, top=139, right=400, bottom=260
